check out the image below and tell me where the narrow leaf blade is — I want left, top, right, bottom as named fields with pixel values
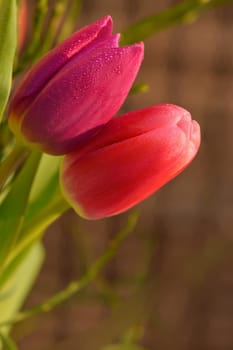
left=0, top=0, right=17, bottom=121
left=0, top=152, right=41, bottom=268
left=0, top=243, right=44, bottom=337
left=0, top=333, right=18, bottom=349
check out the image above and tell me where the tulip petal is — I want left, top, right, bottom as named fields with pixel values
left=66, top=104, right=192, bottom=161
left=10, top=16, right=114, bottom=119
left=21, top=42, right=144, bottom=154
left=61, top=104, right=200, bottom=219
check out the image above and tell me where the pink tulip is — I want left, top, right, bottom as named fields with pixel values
left=9, top=16, right=144, bottom=155
left=60, top=104, right=200, bottom=220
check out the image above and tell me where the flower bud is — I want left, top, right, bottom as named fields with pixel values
left=9, top=16, right=144, bottom=155
left=60, top=104, right=201, bottom=220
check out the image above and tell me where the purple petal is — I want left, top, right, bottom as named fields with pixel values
left=10, top=16, right=114, bottom=117
left=21, top=43, right=144, bottom=154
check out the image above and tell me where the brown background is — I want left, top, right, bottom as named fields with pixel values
left=18, top=0, right=233, bottom=349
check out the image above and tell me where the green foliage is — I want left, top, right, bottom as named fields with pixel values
left=0, top=0, right=17, bottom=121
left=5, top=155, right=68, bottom=267
left=102, top=324, right=147, bottom=350
left=121, top=0, right=233, bottom=44
left=0, top=243, right=44, bottom=336
left=0, top=242, right=37, bottom=290
left=15, top=0, right=83, bottom=74
left=0, top=333, right=18, bottom=350
left=0, top=152, right=41, bottom=271
left=0, top=213, right=138, bottom=328
left=20, top=154, right=63, bottom=237
left=130, top=83, right=149, bottom=95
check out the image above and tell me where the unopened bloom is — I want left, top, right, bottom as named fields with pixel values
left=60, top=104, right=201, bottom=220
left=9, top=16, right=144, bottom=155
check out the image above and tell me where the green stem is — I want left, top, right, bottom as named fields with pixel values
left=14, top=0, right=49, bottom=74
left=121, top=0, right=233, bottom=44
left=0, top=213, right=138, bottom=328
left=26, top=0, right=48, bottom=54
left=0, top=142, right=29, bottom=191
left=41, top=0, right=71, bottom=53
left=54, top=0, right=82, bottom=44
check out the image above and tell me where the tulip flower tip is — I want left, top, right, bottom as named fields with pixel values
left=98, top=15, right=113, bottom=30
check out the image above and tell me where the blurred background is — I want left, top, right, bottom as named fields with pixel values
left=16, top=0, right=233, bottom=349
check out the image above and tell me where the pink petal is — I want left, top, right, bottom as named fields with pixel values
left=10, top=16, right=114, bottom=119
left=21, top=43, right=144, bottom=154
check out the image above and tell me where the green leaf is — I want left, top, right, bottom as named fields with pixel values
left=0, top=155, right=68, bottom=283
left=0, top=243, right=44, bottom=334
left=121, top=0, right=233, bottom=44
left=14, top=170, right=68, bottom=255
left=0, top=240, right=36, bottom=290
left=8, top=155, right=68, bottom=261
left=130, top=83, right=149, bottom=95
left=54, top=0, right=83, bottom=44
left=14, top=0, right=49, bottom=74
left=0, top=152, right=41, bottom=271
left=0, top=0, right=17, bottom=121
left=27, top=153, right=61, bottom=204
left=0, top=213, right=138, bottom=328
left=0, top=333, right=18, bottom=350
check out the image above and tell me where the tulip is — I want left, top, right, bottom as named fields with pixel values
left=60, top=104, right=201, bottom=220
left=9, top=16, right=144, bottom=155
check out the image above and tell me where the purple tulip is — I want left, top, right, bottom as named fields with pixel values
left=60, top=104, right=201, bottom=220
left=9, top=16, right=144, bottom=154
